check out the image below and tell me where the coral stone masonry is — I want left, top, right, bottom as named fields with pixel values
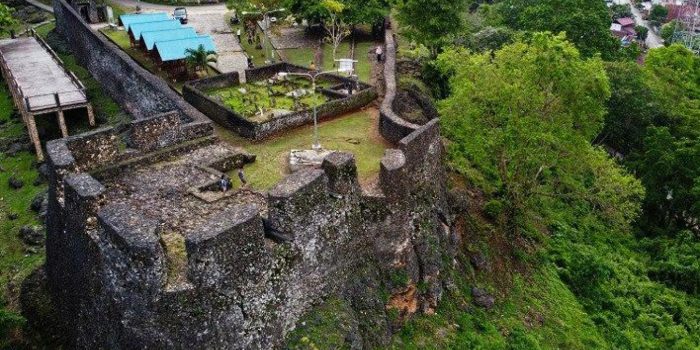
left=41, top=0, right=454, bottom=347
left=45, top=116, right=453, bottom=348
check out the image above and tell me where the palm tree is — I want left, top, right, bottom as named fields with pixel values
left=185, top=44, right=217, bottom=76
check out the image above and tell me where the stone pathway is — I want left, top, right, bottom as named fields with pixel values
left=268, top=26, right=317, bottom=50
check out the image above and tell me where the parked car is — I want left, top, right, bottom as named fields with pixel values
left=174, top=7, right=188, bottom=24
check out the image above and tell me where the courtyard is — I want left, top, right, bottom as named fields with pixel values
left=205, top=75, right=331, bottom=122
left=216, top=109, right=390, bottom=190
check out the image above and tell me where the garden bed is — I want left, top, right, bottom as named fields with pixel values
left=184, top=62, right=377, bottom=140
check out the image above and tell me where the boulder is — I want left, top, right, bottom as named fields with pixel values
left=30, top=192, right=48, bottom=219
left=20, top=225, right=44, bottom=246
left=470, top=252, right=489, bottom=271
left=6, top=142, right=28, bottom=157
left=9, top=176, right=24, bottom=189
left=471, top=287, right=495, bottom=310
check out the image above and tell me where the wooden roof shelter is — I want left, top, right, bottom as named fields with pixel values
left=0, top=31, right=94, bottom=161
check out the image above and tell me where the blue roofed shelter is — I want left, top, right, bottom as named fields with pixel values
left=153, top=36, right=217, bottom=78
left=119, top=12, right=170, bottom=31
left=141, top=27, right=198, bottom=52
left=128, top=19, right=183, bottom=47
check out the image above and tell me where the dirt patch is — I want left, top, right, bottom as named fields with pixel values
left=387, top=283, right=419, bottom=320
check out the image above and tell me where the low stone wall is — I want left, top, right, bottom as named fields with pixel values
left=52, top=0, right=210, bottom=126
left=184, top=63, right=377, bottom=140
left=379, top=28, right=421, bottom=144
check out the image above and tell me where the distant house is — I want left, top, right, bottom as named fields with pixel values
left=611, top=17, right=638, bottom=43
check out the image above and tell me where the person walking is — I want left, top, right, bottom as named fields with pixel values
left=236, top=28, right=242, bottom=43
left=219, top=174, right=232, bottom=192
left=237, top=168, right=248, bottom=187
left=375, top=45, right=383, bottom=62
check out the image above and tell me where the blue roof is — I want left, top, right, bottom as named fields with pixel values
left=120, top=13, right=170, bottom=31
left=155, top=36, right=217, bottom=62
left=141, top=27, right=198, bottom=51
left=129, top=20, right=183, bottom=41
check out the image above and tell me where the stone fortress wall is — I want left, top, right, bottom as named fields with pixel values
left=45, top=116, right=453, bottom=348
left=45, top=2, right=455, bottom=348
left=379, top=25, right=422, bottom=143
left=183, top=63, right=378, bottom=140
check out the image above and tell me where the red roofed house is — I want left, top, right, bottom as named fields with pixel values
left=611, top=17, right=637, bottom=45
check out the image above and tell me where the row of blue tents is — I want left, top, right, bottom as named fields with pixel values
left=119, top=12, right=216, bottom=63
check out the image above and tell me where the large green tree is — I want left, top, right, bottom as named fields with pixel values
left=396, top=0, right=468, bottom=56
left=626, top=45, right=700, bottom=234
left=438, top=33, right=642, bottom=236
left=284, top=0, right=388, bottom=26
left=500, top=0, right=620, bottom=59
left=0, top=4, right=18, bottom=36
left=596, top=61, right=657, bottom=155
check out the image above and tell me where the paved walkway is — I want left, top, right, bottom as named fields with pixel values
left=0, top=37, right=87, bottom=110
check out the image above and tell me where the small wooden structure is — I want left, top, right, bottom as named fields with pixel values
left=0, top=30, right=94, bottom=161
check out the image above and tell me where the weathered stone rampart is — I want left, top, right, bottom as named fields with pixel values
left=44, top=3, right=450, bottom=348
left=45, top=108, right=451, bottom=348
left=379, top=28, right=422, bottom=144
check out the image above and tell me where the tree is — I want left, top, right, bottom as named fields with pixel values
left=185, top=44, right=218, bottom=76
left=321, top=0, right=350, bottom=63
left=610, top=4, right=632, bottom=20
left=396, top=0, right=467, bottom=56
left=625, top=45, right=700, bottom=234
left=284, top=0, right=389, bottom=26
left=500, top=0, right=620, bottom=59
left=649, top=4, right=669, bottom=25
left=437, top=33, right=642, bottom=236
left=596, top=61, right=657, bottom=155
left=660, top=20, right=677, bottom=44
left=635, top=25, right=649, bottom=41
left=0, top=4, right=18, bottom=36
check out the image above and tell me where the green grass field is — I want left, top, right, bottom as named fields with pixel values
left=281, top=39, right=375, bottom=83
left=0, top=83, right=46, bottom=348
left=206, top=76, right=331, bottom=121
left=216, top=110, right=388, bottom=190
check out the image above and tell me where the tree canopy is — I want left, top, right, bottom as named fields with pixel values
left=0, top=4, right=18, bottom=35
left=396, top=0, right=467, bottom=56
left=283, top=0, right=389, bottom=26
left=437, top=32, right=642, bottom=236
left=500, top=0, right=620, bottom=59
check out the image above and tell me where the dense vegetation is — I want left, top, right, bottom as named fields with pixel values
left=382, top=0, right=700, bottom=348
left=1, top=0, right=699, bottom=348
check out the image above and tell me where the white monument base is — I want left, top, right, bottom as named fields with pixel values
left=289, top=148, right=334, bottom=172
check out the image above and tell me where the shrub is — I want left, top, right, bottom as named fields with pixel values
left=484, top=199, right=504, bottom=220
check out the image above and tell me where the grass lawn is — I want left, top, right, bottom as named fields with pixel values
left=281, top=39, right=375, bottom=83
left=100, top=28, right=217, bottom=93
left=225, top=12, right=278, bottom=68
left=216, top=110, right=389, bottom=190
left=206, top=76, right=331, bottom=122
left=0, top=83, right=46, bottom=348
left=105, top=0, right=135, bottom=19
